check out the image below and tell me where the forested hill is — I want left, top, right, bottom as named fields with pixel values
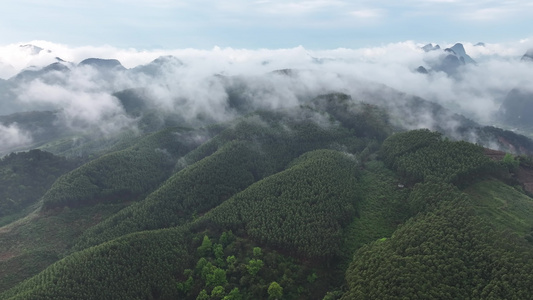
left=2, top=93, right=533, bottom=299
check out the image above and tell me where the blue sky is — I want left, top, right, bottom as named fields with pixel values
left=1, top=0, right=532, bottom=49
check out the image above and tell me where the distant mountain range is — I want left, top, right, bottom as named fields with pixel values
left=499, top=48, right=533, bottom=128
left=418, top=42, right=476, bottom=75
left=5, top=54, right=186, bottom=84
left=522, top=49, right=533, bottom=62
left=1, top=43, right=533, bottom=155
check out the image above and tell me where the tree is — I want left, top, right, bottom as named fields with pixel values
left=211, top=286, right=225, bottom=299
left=219, top=230, right=235, bottom=247
left=268, top=282, right=283, bottom=299
left=246, top=259, right=264, bottom=276
left=196, top=289, right=209, bottom=300
left=223, top=288, right=242, bottom=300
left=213, top=243, right=225, bottom=266
left=177, top=275, right=194, bottom=294
left=503, top=153, right=519, bottom=172
left=253, top=247, right=262, bottom=257
left=198, top=235, right=213, bottom=256
left=226, top=255, right=236, bottom=266
left=206, top=268, right=227, bottom=288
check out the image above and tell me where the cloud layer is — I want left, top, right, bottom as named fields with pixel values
left=1, top=39, right=533, bottom=154
left=0, top=123, right=32, bottom=153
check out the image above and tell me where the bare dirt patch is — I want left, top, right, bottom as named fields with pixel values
left=516, top=166, right=533, bottom=194
left=483, top=148, right=533, bottom=194
left=0, top=252, right=16, bottom=262
left=484, top=148, right=506, bottom=161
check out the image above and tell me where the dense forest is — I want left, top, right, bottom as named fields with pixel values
left=2, top=91, right=533, bottom=300
left=0, top=150, right=78, bottom=221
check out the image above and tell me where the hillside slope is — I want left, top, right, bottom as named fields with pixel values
left=2, top=94, right=533, bottom=299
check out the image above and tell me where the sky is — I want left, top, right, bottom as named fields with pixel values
left=1, top=0, right=532, bottom=49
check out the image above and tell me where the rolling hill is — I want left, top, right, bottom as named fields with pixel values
left=1, top=70, right=533, bottom=299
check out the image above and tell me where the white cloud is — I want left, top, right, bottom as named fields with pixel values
left=254, top=0, right=346, bottom=14
left=462, top=41, right=532, bottom=59
left=389, top=0, right=533, bottom=23
left=462, top=7, right=517, bottom=21
left=0, top=123, right=32, bottom=153
left=0, top=38, right=532, bottom=149
left=423, top=0, right=458, bottom=3
left=0, top=61, right=16, bottom=79
left=113, top=0, right=187, bottom=8
left=348, top=9, right=384, bottom=19
left=14, top=64, right=136, bottom=136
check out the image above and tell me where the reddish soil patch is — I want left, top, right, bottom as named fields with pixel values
left=483, top=148, right=533, bottom=194
left=516, top=166, right=533, bottom=194
left=484, top=148, right=506, bottom=161
left=0, top=252, right=16, bottom=262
